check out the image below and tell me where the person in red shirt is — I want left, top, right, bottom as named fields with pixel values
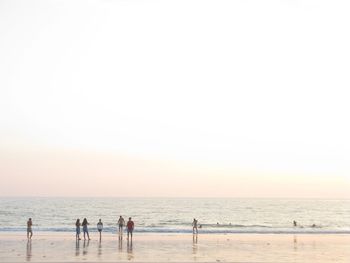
left=126, top=217, right=134, bottom=240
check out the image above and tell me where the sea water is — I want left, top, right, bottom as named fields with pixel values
left=0, top=198, right=349, bottom=234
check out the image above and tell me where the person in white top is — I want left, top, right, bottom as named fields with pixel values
left=97, top=219, right=103, bottom=241
left=192, top=218, right=198, bottom=234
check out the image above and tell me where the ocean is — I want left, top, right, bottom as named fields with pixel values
left=0, top=198, right=349, bottom=234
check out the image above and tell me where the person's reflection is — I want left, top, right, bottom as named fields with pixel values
left=192, top=233, right=198, bottom=255
left=83, top=240, right=90, bottom=256
left=75, top=239, right=80, bottom=257
left=293, top=235, right=298, bottom=251
left=127, top=239, right=133, bottom=260
left=26, top=240, right=32, bottom=261
left=118, top=234, right=123, bottom=252
left=98, top=240, right=102, bottom=257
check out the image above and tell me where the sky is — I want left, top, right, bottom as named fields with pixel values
left=0, top=0, right=349, bottom=198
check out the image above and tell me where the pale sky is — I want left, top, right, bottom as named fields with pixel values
left=0, top=0, right=349, bottom=197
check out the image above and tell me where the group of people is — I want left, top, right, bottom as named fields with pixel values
left=26, top=217, right=320, bottom=241
left=293, top=220, right=317, bottom=228
left=75, top=216, right=135, bottom=241
left=26, top=217, right=204, bottom=241
left=26, top=216, right=135, bottom=241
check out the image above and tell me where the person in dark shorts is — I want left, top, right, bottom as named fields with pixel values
left=27, top=218, right=33, bottom=240
left=118, top=216, right=125, bottom=235
left=76, top=219, right=81, bottom=240
left=97, top=219, right=103, bottom=241
left=126, top=217, right=134, bottom=241
left=82, top=218, right=90, bottom=240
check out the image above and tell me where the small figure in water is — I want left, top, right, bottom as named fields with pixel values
left=82, top=218, right=90, bottom=240
left=97, top=219, right=103, bottom=241
left=118, top=216, right=125, bottom=235
left=293, top=220, right=297, bottom=227
left=311, top=224, right=316, bottom=228
left=27, top=218, right=33, bottom=240
left=192, top=218, right=198, bottom=234
left=127, top=217, right=134, bottom=241
left=76, top=219, right=81, bottom=240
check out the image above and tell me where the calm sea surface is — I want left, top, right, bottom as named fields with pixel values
left=0, top=198, right=349, bottom=234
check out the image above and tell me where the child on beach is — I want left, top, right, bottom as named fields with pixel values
left=127, top=217, right=134, bottom=241
left=76, top=219, right=81, bottom=240
left=27, top=218, right=33, bottom=239
left=97, top=219, right=103, bottom=240
left=82, top=218, right=90, bottom=240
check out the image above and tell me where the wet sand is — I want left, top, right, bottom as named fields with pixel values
left=0, top=232, right=349, bottom=262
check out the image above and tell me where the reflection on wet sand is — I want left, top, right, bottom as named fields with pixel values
left=127, top=239, right=133, bottom=260
left=293, top=235, right=298, bottom=251
left=98, top=241, right=102, bottom=257
left=118, top=233, right=123, bottom=252
left=83, top=240, right=89, bottom=256
left=26, top=240, right=32, bottom=261
left=192, top=233, right=198, bottom=258
left=75, top=240, right=80, bottom=257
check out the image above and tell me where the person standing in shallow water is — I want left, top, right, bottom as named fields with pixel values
left=82, top=218, right=90, bottom=240
left=192, top=218, right=198, bottom=234
left=126, top=217, right=134, bottom=241
left=76, top=219, right=81, bottom=240
left=118, top=216, right=125, bottom=235
left=27, top=218, right=33, bottom=239
left=97, top=219, right=103, bottom=241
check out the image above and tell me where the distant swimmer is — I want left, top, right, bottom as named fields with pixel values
left=76, top=219, right=81, bottom=240
left=82, top=218, right=91, bottom=240
left=97, top=219, right=103, bottom=240
left=127, top=217, right=134, bottom=241
left=192, top=218, right=198, bottom=234
left=118, top=216, right=125, bottom=235
left=293, top=221, right=297, bottom=227
left=27, top=218, right=33, bottom=240
left=311, top=224, right=317, bottom=228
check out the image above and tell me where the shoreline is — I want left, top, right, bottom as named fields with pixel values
left=2, top=231, right=350, bottom=236
left=1, top=232, right=349, bottom=262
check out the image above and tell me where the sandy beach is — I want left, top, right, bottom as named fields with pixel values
left=0, top=232, right=349, bottom=262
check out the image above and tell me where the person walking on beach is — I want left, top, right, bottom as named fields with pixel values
left=27, top=218, right=33, bottom=239
left=76, top=219, right=81, bottom=240
left=192, top=218, right=198, bottom=234
left=118, top=216, right=125, bottom=235
left=82, top=218, right=90, bottom=240
left=97, top=219, right=103, bottom=241
left=126, top=217, right=134, bottom=241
